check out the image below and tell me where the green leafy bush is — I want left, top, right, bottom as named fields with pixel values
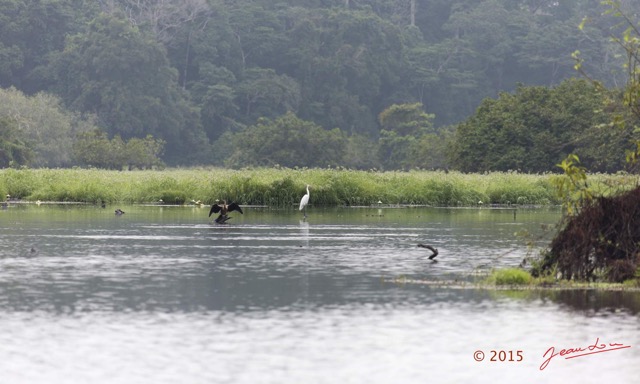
left=485, top=268, right=533, bottom=285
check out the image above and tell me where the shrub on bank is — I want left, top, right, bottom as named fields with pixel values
left=485, top=268, right=533, bottom=285
left=535, top=186, right=640, bottom=283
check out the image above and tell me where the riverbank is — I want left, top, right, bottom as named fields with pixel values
left=388, top=268, right=640, bottom=291
left=1, top=167, right=637, bottom=207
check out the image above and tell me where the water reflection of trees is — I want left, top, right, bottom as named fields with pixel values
left=544, top=290, right=640, bottom=315
left=493, top=289, right=640, bottom=315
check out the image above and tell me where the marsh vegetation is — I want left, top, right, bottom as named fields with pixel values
left=1, top=168, right=638, bottom=208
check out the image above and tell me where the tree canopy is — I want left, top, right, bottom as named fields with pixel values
left=0, top=87, right=93, bottom=167
left=448, top=79, right=624, bottom=173
left=226, top=112, right=346, bottom=168
left=0, top=0, right=639, bottom=170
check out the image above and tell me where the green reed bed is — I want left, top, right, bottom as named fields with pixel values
left=1, top=167, right=632, bottom=207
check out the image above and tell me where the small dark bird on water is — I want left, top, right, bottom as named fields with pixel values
left=115, top=209, right=125, bottom=216
left=209, top=200, right=243, bottom=224
left=417, top=243, right=439, bottom=260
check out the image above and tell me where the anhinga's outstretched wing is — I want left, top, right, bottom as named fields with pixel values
left=228, top=202, right=243, bottom=214
left=209, top=204, right=222, bottom=217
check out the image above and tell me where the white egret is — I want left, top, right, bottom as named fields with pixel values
left=299, top=185, right=310, bottom=218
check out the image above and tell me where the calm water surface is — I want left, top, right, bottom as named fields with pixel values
left=0, top=205, right=638, bottom=383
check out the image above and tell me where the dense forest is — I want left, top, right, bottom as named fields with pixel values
left=1, top=0, right=639, bottom=171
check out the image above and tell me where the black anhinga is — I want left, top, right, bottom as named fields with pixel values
left=417, top=243, right=439, bottom=260
left=209, top=201, right=243, bottom=224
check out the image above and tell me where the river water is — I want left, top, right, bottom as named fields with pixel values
left=0, top=205, right=638, bottom=383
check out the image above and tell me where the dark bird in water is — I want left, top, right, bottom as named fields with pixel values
left=417, top=243, right=439, bottom=260
left=209, top=200, right=243, bottom=224
left=115, top=209, right=125, bottom=216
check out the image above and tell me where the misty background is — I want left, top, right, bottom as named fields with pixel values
left=0, top=0, right=636, bottom=171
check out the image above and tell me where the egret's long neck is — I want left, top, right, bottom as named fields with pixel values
left=306, top=185, right=310, bottom=195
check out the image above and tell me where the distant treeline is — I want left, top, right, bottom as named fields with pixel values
left=0, top=0, right=638, bottom=171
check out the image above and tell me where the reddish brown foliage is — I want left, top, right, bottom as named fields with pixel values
left=544, top=186, right=640, bottom=282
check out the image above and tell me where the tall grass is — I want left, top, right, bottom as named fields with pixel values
left=485, top=268, right=533, bottom=285
left=0, top=167, right=635, bottom=207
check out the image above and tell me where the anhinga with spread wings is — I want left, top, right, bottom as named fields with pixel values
left=209, top=200, right=243, bottom=224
